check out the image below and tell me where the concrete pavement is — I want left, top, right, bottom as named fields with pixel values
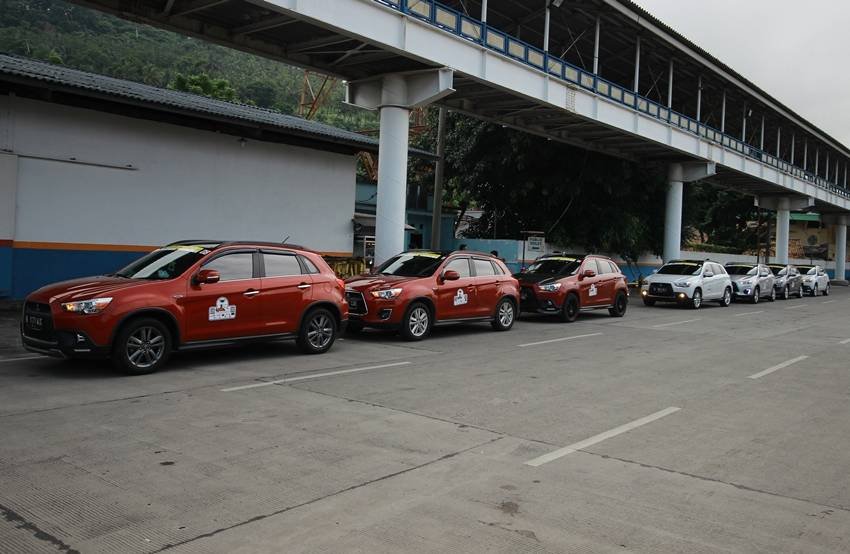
left=1, top=289, right=849, bottom=552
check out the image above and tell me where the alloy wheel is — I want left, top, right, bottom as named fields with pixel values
left=498, top=301, right=514, bottom=327
left=126, top=326, right=165, bottom=369
left=306, top=313, right=334, bottom=349
left=409, top=306, right=430, bottom=337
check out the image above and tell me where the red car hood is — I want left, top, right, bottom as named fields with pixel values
left=27, top=276, right=150, bottom=304
left=345, top=273, right=422, bottom=292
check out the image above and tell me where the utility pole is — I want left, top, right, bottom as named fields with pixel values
left=430, top=106, right=447, bottom=250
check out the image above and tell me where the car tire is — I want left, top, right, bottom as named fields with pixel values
left=642, top=298, right=656, bottom=307
left=768, top=287, right=776, bottom=302
left=718, top=287, right=732, bottom=307
left=608, top=291, right=628, bottom=317
left=811, top=284, right=818, bottom=297
left=782, top=285, right=789, bottom=300
left=112, top=317, right=172, bottom=375
left=400, top=302, right=432, bottom=341
left=560, top=293, right=580, bottom=322
left=797, top=285, right=804, bottom=298
left=823, top=283, right=830, bottom=296
left=752, top=287, right=760, bottom=304
left=690, top=288, right=702, bottom=309
left=491, top=298, right=516, bottom=331
left=297, top=308, right=338, bottom=354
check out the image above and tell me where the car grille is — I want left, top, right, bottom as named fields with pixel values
left=648, top=283, right=674, bottom=297
left=345, top=291, right=368, bottom=315
left=22, top=302, right=56, bottom=342
left=520, top=286, right=539, bottom=309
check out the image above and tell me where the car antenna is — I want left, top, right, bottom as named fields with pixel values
left=282, top=235, right=290, bottom=244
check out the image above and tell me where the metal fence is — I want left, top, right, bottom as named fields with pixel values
left=375, top=0, right=850, bottom=199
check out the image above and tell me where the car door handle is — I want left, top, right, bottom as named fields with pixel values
left=297, top=283, right=311, bottom=289
left=243, top=289, right=260, bottom=297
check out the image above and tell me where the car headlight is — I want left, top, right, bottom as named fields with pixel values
left=61, top=297, right=113, bottom=314
left=539, top=282, right=562, bottom=292
left=370, top=288, right=402, bottom=299
left=739, top=279, right=753, bottom=285
left=673, top=280, right=692, bottom=287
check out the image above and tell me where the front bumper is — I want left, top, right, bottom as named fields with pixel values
left=21, top=328, right=109, bottom=359
left=519, top=286, right=561, bottom=313
left=640, top=285, right=693, bottom=303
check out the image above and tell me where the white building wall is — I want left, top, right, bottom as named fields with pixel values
left=5, top=96, right=355, bottom=254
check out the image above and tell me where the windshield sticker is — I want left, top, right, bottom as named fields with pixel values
left=589, top=284, right=598, bottom=297
left=209, top=297, right=236, bottom=321
left=415, top=252, right=442, bottom=258
left=453, top=289, right=469, bottom=306
left=547, top=257, right=577, bottom=262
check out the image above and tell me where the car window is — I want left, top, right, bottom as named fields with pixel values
left=525, top=257, right=582, bottom=276
left=725, top=265, right=757, bottom=276
left=657, top=262, right=701, bottom=275
left=473, top=258, right=496, bottom=277
left=609, top=261, right=622, bottom=274
left=596, top=260, right=613, bottom=274
left=264, top=253, right=302, bottom=277
left=377, top=252, right=447, bottom=277
left=115, top=246, right=206, bottom=280
left=444, top=257, right=471, bottom=278
left=713, top=263, right=725, bottom=275
left=490, top=261, right=505, bottom=275
left=299, top=256, right=320, bottom=274
left=203, top=252, right=255, bottom=281
left=584, top=259, right=600, bottom=275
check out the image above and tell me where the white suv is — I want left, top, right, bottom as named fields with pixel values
left=798, top=265, right=830, bottom=296
left=641, top=260, right=732, bottom=309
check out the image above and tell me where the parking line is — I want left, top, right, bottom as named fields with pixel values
left=0, top=355, right=44, bottom=363
left=651, top=318, right=700, bottom=328
left=839, top=338, right=850, bottom=345
left=783, top=305, right=806, bottom=310
left=517, top=333, right=602, bottom=348
left=734, top=311, right=764, bottom=317
left=822, top=300, right=836, bottom=304
left=748, top=355, right=809, bottom=379
left=221, top=361, right=412, bottom=392
left=524, top=407, right=681, bottom=467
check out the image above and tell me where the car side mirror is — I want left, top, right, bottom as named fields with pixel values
left=704, top=271, right=714, bottom=278
left=195, top=268, right=220, bottom=285
left=442, top=269, right=460, bottom=282
left=581, top=269, right=596, bottom=279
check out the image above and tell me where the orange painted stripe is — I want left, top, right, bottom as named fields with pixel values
left=12, top=241, right=156, bottom=252
left=11, top=240, right=354, bottom=258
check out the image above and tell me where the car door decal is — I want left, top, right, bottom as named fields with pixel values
left=209, top=297, right=237, bottom=320
left=453, top=289, right=469, bottom=306
left=589, top=283, right=598, bottom=297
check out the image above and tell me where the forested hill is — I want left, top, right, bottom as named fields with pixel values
left=0, top=0, right=377, bottom=130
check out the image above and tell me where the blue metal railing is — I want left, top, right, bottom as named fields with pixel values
left=375, top=0, right=849, bottom=199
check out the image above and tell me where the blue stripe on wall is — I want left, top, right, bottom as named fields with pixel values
left=11, top=248, right=147, bottom=299
left=0, top=246, right=11, bottom=298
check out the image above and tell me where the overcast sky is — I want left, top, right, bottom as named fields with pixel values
left=630, top=0, right=850, bottom=148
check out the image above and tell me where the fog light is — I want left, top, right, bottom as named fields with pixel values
left=378, top=309, right=392, bottom=320
left=678, top=293, right=686, bottom=298
left=641, top=290, right=647, bottom=296
left=76, top=333, right=86, bottom=343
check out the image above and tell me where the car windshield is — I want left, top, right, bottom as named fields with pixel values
left=768, top=265, right=787, bottom=276
left=113, top=246, right=209, bottom=280
left=376, top=252, right=447, bottom=277
left=524, top=257, right=582, bottom=276
left=802, top=267, right=818, bottom=276
left=726, top=265, right=758, bottom=276
left=657, top=263, right=702, bottom=275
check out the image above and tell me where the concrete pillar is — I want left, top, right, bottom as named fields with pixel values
left=741, top=105, right=747, bottom=142
left=790, top=134, right=795, bottom=166
left=696, top=75, right=702, bottom=122
left=775, top=201, right=790, bottom=264
left=481, top=0, right=488, bottom=23
left=835, top=222, right=847, bottom=281
left=430, top=106, right=447, bottom=250
left=760, top=116, right=765, bottom=150
left=667, top=59, right=674, bottom=109
left=346, top=68, right=454, bottom=265
left=776, top=127, right=781, bottom=158
left=664, top=163, right=684, bottom=262
left=803, top=139, right=808, bottom=171
left=720, top=90, right=726, bottom=133
left=633, top=36, right=641, bottom=93
left=592, top=16, right=600, bottom=74
left=543, top=3, right=551, bottom=53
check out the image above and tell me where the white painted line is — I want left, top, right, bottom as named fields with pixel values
left=651, top=318, right=700, bottom=328
left=734, top=311, right=764, bottom=317
left=517, top=333, right=602, bottom=348
left=822, top=300, right=836, bottom=304
left=839, top=338, right=850, bottom=345
left=221, top=361, right=412, bottom=392
left=783, top=305, right=806, bottom=310
left=0, top=355, right=44, bottom=363
left=525, top=407, right=681, bottom=467
left=748, top=355, right=809, bottom=379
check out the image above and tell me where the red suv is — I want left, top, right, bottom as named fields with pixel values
left=516, top=254, right=629, bottom=321
left=344, top=250, right=519, bottom=340
left=21, top=241, right=348, bottom=374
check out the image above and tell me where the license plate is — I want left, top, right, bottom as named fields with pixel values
left=25, top=315, right=43, bottom=330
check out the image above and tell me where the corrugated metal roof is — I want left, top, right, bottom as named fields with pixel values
left=0, top=53, right=387, bottom=152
